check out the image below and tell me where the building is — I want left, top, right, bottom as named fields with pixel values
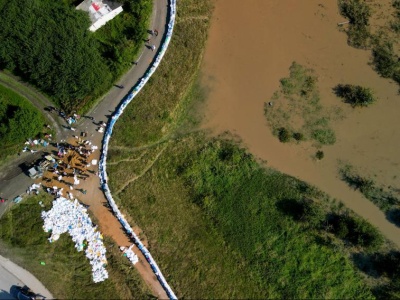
left=76, top=0, right=123, bottom=32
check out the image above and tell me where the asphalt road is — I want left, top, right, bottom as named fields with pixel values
left=0, top=255, right=53, bottom=299
left=0, top=0, right=171, bottom=297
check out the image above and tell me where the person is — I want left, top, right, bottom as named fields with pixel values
left=151, top=45, right=156, bottom=51
left=154, top=29, right=158, bottom=36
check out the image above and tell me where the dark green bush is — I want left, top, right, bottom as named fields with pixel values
left=278, top=127, right=291, bottom=143
left=277, top=198, right=325, bottom=227
left=334, top=84, right=376, bottom=107
left=315, top=150, right=324, bottom=160
left=339, top=0, right=371, bottom=26
left=372, top=42, right=400, bottom=78
left=328, top=213, right=384, bottom=250
left=339, top=0, right=371, bottom=48
left=0, top=85, right=45, bottom=146
left=293, top=132, right=304, bottom=141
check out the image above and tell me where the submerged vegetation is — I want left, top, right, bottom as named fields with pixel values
left=339, top=164, right=400, bottom=226
left=338, top=0, right=400, bottom=86
left=264, top=62, right=337, bottom=146
left=334, top=84, right=376, bottom=107
left=338, top=0, right=371, bottom=48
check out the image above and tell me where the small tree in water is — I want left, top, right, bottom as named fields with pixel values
left=278, top=127, right=290, bottom=143
left=316, top=150, right=324, bottom=160
left=334, top=84, right=376, bottom=107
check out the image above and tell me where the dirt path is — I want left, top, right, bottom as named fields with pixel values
left=200, top=0, right=400, bottom=247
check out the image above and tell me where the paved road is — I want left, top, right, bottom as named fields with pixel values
left=0, top=255, right=53, bottom=299
left=0, top=0, right=171, bottom=298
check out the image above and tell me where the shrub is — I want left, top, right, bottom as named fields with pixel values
left=334, top=84, right=376, bottom=107
left=339, top=0, right=371, bottom=48
left=311, top=129, right=336, bottom=145
left=0, top=86, right=45, bottom=146
left=387, top=208, right=400, bottom=226
left=339, top=0, right=371, bottom=26
left=276, top=198, right=325, bottom=227
left=394, top=0, right=400, bottom=10
left=293, top=132, right=304, bottom=141
left=372, top=42, right=400, bottom=79
left=328, top=213, right=384, bottom=250
left=316, top=150, right=324, bottom=160
left=278, top=127, right=291, bottom=143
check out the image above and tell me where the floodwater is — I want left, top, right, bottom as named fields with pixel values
left=200, top=0, right=400, bottom=246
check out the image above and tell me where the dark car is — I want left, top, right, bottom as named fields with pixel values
left=10, top=285, right=44, bottom=300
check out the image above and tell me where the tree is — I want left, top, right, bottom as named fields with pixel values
left=315, top=150, right=324, bottom=160
left=278, top=127, right=290, bottom=143
left=334, top=84, right=376, bottom=107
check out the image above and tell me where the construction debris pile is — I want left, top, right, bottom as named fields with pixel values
left=41, top=197, right=108, bottom=283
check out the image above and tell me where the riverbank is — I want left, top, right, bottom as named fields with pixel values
left=200, top=0, right=400, bottom=247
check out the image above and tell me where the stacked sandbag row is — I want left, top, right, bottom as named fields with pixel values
left=98, top=0, right=177, bottom=299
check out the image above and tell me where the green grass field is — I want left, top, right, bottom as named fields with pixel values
left=110, top=133, right=376, bottom=298
left=0, top=193, right=151, bottom=299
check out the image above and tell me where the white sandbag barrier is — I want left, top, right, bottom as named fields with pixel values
left=98, top=1, right=177, bottom=299
left=41, top=197, right=108, bottom=283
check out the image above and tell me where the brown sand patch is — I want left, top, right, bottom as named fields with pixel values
left=200, top=0, right=400, bottom=245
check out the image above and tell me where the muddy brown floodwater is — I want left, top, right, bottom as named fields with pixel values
left=201, top=0, right=400, bottom=246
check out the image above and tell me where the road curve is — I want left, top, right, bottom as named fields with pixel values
left=0, top=0, right=174, bottom=298
left=0, top=254, right=53, bottom=299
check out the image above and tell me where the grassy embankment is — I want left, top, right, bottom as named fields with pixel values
left=0, top=84, right=47, bottom=165
left=264, top=62, right=340, bottom=146
left=0, top=193, right=151, bottom=299
left=106, top=1, right=397, bottom=298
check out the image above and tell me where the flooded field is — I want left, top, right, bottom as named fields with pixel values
left=200, top=0, right=400, bottom=245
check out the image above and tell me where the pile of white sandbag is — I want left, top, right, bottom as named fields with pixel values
left=120, top=245, right=139, bottom=265
left=41, top=197, right=108, bottom=283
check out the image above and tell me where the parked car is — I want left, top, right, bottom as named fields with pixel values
left=27, top=166, right=43, bottom=179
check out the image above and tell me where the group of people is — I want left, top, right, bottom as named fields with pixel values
left=145, top=29, right=159, bottom=52
left=42, top=138, right=98, bottom=200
